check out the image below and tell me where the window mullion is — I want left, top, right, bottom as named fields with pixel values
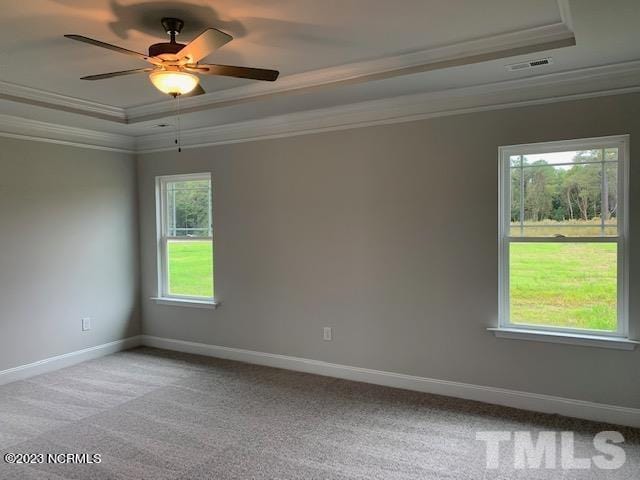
left=166, top=236, right=213, bottom=241
left=519, top=155, right=524, bottom=236
left=170, top=186, right=175, bottom=237
left=601, top=148, right=605, bottom=236
left=509, top=236, right=618, bottom=243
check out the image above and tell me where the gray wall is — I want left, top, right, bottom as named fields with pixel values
left=0, top=137, right=140, bottom=370
left=138, top=93, right=640, bottom=409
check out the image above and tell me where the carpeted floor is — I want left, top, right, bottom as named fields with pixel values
left=0, top=347, right=637, bottom=479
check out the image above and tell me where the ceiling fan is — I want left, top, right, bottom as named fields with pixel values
left=65, top=17, right=279, bottom=97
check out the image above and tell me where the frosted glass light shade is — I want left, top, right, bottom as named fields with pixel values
left=149, top=70, right=199, bottom=96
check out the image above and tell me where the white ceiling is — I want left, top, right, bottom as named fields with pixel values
left=1, top=0, right=639, bottom=139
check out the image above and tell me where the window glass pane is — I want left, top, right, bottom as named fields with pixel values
left=167, top=239, right=214, bottom=298
left=510, top=165, right=521, bottom=226
left=519, top=225, right=617, bottom=237
left=603, top=161, right=618, bottom=228
left=166, top=179, right=211, bottom=237
left=521, top=149, right=603, bottom=166
left=509, top=243, right=617, bottom=332
left=523, top=165, right=562, bottom=223
left=604, top=148, right=618, bottom=161
left=509, top=149, right=619, bottom=237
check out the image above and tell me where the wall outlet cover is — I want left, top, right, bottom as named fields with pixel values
left=323, top=327, right=332, bottom=341
left=82, top=317, right=91, bottom=331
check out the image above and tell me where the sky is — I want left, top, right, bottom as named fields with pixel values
left=523, top=151, right=582, bottom=164
left=510, top=149, right=614, bottom=170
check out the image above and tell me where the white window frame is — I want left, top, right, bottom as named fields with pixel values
left=497, top=135, right=630, bottom=340
left=154, top=172, right=215, bottom=304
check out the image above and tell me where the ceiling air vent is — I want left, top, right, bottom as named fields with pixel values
left=506, top=57, right=553, bottom=72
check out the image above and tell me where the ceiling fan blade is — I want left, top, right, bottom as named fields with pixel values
left=65, top=34, right=161, bottom=65
left=80, top=68, right=154, bottom=81
left=191, top=64, right=279, bottom=82
left=183, top=84, right=206, bottom=97
left=177, top=28, right=232, bottom=63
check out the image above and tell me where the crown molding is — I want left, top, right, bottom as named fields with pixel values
left=0, top=113, right=134, bottom=152
left=135, top=59, right=640, bottom=153
left=0, top=79, right=126, bottom=122
left=2, top=59, right=638, bottom=155
left=127, top=22, right=575, bottom=123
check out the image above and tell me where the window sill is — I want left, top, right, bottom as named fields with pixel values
left=488, top=327, right=638, bottom=351
left=150, top=297, right=219, bottom=309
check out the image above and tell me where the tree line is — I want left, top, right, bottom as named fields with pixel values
left=511, top=150, right=617, bottom=223
left=169, top=180, right=211, bottom=236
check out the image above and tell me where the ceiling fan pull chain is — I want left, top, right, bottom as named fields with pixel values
left=173, top=94, right=182, bottom=153
left=177, top=94, right=182, bottom=153
left=173, top=97, right=178, bottom=150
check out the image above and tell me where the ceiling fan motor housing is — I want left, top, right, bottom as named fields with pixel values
left=149, top=17, right=185, bottom=57
left=148, top=42, right=185, bottom=57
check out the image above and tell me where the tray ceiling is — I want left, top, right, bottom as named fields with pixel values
left=3, top=0, right=565, bottom=106
left=0, top=0, right=639, bottom=142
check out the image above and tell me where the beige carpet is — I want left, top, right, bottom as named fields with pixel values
left=0, top=347, right=637, bottom=479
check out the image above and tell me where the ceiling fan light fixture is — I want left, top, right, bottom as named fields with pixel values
left=149, top=70, right=199, bottom=96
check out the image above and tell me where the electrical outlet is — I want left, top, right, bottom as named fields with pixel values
left=323, top=327, right=332, bottom=341
left=82, top=317, right=91, bottom=331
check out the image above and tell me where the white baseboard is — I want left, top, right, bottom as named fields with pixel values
left=142, top=335, right=640, bottom=428
left=0, top=336, right=142, bottom=385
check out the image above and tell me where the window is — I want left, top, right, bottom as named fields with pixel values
left=156, top=173, right=214, bottom=302
left=498, top=136, right=628, bottom=338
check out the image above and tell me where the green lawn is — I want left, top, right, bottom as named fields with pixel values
left=168, top=240, right=214, bottom=298
left=510, top=243, right=617, bottom=331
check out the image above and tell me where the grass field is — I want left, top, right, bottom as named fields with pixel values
left=510, top=243, right=617, bottom=331
left=510, top=218, right=617, bottom=237
left=168, top=240, right=214, bottom=298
